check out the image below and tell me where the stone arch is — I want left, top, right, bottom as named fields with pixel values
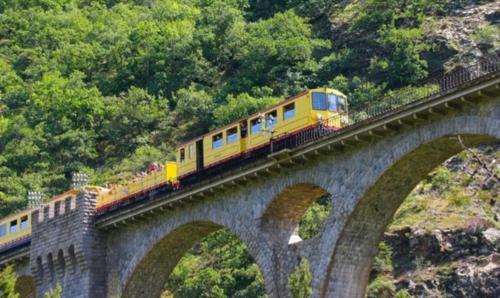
left=122, top=220, right=269, bottom=298
left=262, top=183, right=329, bottom=244
left=323, top=127, right=499, bottom=297
left=15, top=275, right=36, bottom=298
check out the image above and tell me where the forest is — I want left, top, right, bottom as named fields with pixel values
left=0, top=0, right=498, bottom=297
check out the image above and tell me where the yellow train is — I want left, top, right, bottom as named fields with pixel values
left=175, top=87, right=348, bottom=182
left=0, top=87, right=348, bottom=251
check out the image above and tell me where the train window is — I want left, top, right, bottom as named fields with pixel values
left=337, top=96, right=346, bottom=113
left=250, top=118, right=262, bottom=134
left=188, top=144, right=194, bottom=160
left=312, top=92, right=327, bottom=110
left=328, top=94, right=337, bottom=112
left=265, top=110, right=277, bottom=128
left=21, top=216, right=28, bottom=230
left=283, top=103, right=295, bottom=120
left=0, top=224, right=6, bottom=237
left=212, top=133, right=223, bottom=149
left=180, top=148, right=185, bottom=163
left=10, top=220, right=17, bottom=233
left=226, top=127, right=238, bottom=144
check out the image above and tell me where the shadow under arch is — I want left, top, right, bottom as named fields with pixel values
left=323, top=133, right=499, bottom=298
left=262, top=183, right=329, bottom=244
left=15, top=275, right=36, bottom=298
left=122, top=220, right=267, bottom=298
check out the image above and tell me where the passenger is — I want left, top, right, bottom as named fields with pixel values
left=147, top=163, right=160, bottom=173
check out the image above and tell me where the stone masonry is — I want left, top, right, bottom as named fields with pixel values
left=29, top=192, right=106, bottom=297
left=108, top=90, right=499, bottom=297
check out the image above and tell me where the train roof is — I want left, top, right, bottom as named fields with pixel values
left=176, top=87, right=346, bottom=148
left=0, top=207, right=32, bottom=224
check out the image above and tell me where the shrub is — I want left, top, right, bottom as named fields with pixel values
left=366, top=276, right=395, bottom=298
left=395, top=289, right=415, bottom=298
left=288, top=259, right=312, bottom=298
left=472, top=25, right=500, bottom=49
left=0, top=265, right=19, bottom=298
left=447, top=189, right=471, bottom=207
left=44, top=284, right=61, bottom=298
left=431, top=167, right=452, bottom=192
left=477, top=190, right=492, bottom=203
left=372, top=242, right=393, bottom=274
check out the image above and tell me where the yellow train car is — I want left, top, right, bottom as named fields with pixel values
left=0, top=209, right=32, bottom=252
left=96, top=161, right=177, bottom=212
left=176, top=87, right=348, bottom=179
left=0, top=189, right=81, bottom=251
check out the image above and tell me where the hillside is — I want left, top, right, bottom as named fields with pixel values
left=1, top=0, right=498, bottom=215
left=368, top=145, right=499, bottom=297
left=0, top=0, right=498, bottom=297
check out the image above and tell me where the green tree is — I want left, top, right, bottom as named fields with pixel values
left=165, top=229, right=267, bottom=298
left=230, top=10, right=329, bottom=95
left=288, top=258, right=312, bottom=298
left=172, top=85, right=215, bottom=140
left=101, top=87, right=172, bottom=160
left=370, top=27, right=429, bottom=87
left=213, top=93, right=278, bottom=127
left=0, top=265, right=19, bottom=298
left=298, top=195, right=332, bottom=240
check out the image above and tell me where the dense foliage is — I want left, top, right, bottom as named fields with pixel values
left=164, top=230, right=267, bottom=297
left=0, top=265, right=18, bottom=298
left=0, top=0, right=473, bottom=215
left=0, top=0, right=496, bottom=297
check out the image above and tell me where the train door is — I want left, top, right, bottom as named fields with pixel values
left=239, top=120, right=248, bottom=153
left=196, top=139, right=204, bottom=171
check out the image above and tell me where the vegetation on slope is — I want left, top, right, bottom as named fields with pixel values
left=366, top=145, right=499, bottom=297
left=3, top=0, right=496, bottom=215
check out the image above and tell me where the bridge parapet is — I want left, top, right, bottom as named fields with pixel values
left=29, top=191, right=105, bottom=297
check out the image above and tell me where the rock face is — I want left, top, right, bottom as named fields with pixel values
left=384, top=227, right=500, bottom=298
left=483, top=228, right=500, bottom=247
left=429, top=0, right=500, bottom=68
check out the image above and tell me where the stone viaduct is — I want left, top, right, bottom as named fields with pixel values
left=1, top=67, right=499, bottom=297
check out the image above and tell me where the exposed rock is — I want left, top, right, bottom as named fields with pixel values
left=371, top=142, right=499, bottom=298
left=384, top=227, right=500, bottom=298
left=482, top=228, right=500, bottom=248
left=426, top=1, right=500, bottom=69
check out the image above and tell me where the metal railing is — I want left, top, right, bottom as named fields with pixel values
left=271, top=54, right=500, bottom=153
left=350, top=54, right=500, bottom=122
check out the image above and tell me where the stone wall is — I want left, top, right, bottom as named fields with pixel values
left=29, top=191, right=106, bottom=298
